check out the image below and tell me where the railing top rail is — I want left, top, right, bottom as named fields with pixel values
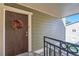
left=44, top=36, right=79, bottom=47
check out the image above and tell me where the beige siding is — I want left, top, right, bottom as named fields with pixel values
left=0, top=4, right=4, bottom=56
left=32, top=14, right=56, bottom=50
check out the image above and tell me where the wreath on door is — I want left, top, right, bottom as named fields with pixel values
left=11, top=20, right=23, bottom=30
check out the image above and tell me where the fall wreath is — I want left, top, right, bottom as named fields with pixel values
left=11, top=20, right=23, bottom=30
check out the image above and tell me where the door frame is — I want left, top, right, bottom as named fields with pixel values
left=3, top=6, right=33, bottom=55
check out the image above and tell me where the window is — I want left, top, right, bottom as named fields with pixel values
left=72, top=29, right=76, bottom=32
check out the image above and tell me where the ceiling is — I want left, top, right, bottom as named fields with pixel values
left=20, top=3, right=79, bottom=18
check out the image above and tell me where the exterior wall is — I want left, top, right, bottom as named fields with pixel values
left=42, top=19, right=65, bottom=41
left=32, top=14, right=56, bottom=50
left=66, top=22, right=79, bottom=44
left=5, top=3, right=65, bottom=51
left=41, top=19, right=65, bottom=47
left=0, top=4, right=4, bottom=56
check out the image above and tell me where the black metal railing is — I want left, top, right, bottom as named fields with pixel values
left=44, top=36, right=79, bottom=56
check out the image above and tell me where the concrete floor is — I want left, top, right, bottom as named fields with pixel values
left=17, top=52, right=43, bottom=56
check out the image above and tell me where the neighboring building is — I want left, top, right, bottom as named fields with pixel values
left=66, top=21, right=79, bottom=44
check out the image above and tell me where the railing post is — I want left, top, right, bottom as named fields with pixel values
left=67, top=44, right=69, bottom=56
left=59, top=42, right=61, bottom=56
left=54, top=45, right=56, bottom=56
left=66, top=44, right=69, bottom=56
left=46, top=43, right=48, bottom=56
left=44, top=36, right=45, bottom=56
left=49, top=45, right=51, bottom=56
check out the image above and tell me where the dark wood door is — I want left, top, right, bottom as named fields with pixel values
left=5, top=11, right=28, bottom=56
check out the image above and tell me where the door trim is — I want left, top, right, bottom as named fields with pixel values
left=3, top=6, right=33, bottom=55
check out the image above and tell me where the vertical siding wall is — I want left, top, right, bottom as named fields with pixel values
left=4, top=4, right=65, bottom=51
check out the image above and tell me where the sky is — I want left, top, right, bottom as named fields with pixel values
left=65, top=13, right=79, bottom=24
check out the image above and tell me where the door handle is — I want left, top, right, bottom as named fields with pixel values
left=26, top=32, right=28, bottom=37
